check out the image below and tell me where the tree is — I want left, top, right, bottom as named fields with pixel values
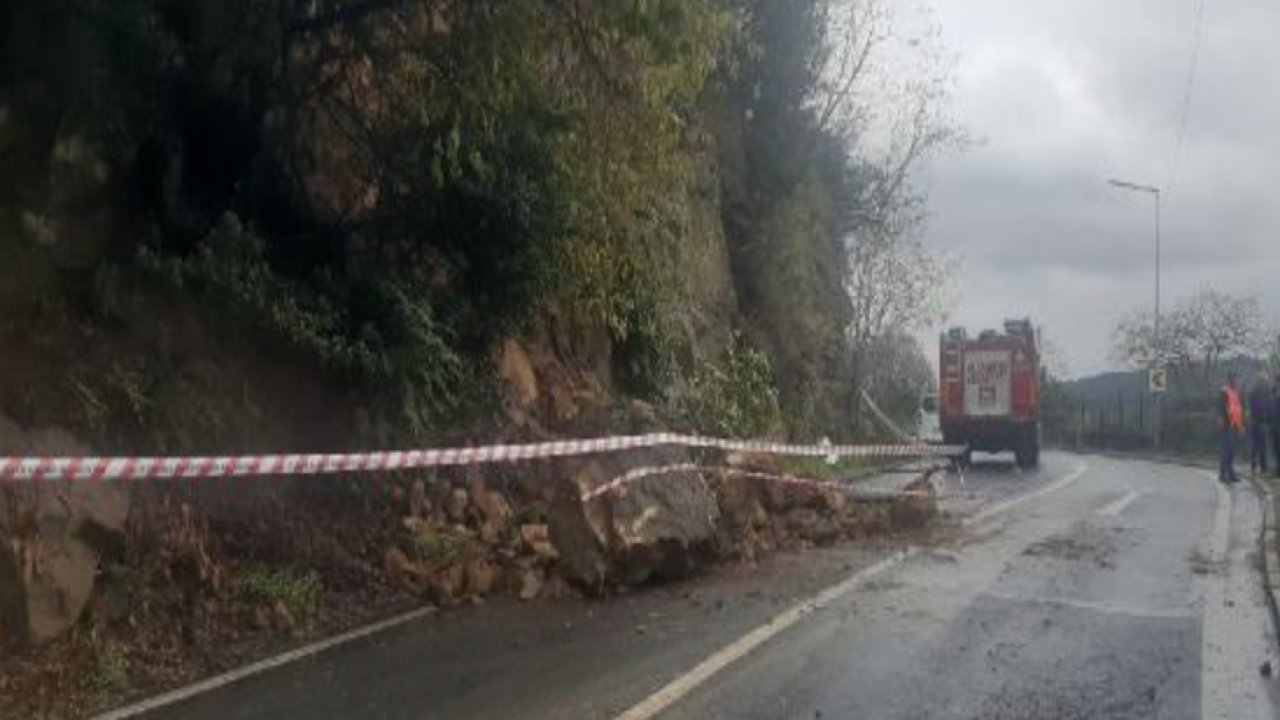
left=2, top=0, right=963, bottom=445
left=817, top=0, right=958, bottom=429
left=842, top=218, right=952, bottom=434
left=712, top=0, right=859, bottom=436
left=1112, top=289, right=1264, bottom=384
left=858, top=330, right=934, bottom=432
left=1110, top=309, right=1194, bottom=369
left=1266, top=331, right=1280, bottom=377
left=822, top=0, right=962, bottom=236
left=810, top=0, right=889, bottom=140
left=1181, top=289, right=1265, bottom=379
left=844, top=226, right=951, bottom=350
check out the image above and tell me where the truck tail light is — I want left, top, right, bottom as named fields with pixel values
left=942, top=349, right=961, bottom=378
left=940, top=347, right=962, bottom=416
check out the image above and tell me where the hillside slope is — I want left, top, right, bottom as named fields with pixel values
left=0, top=3, right=945, bottom=714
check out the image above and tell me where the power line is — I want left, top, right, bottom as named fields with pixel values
left=1167, top=0, right=1207, bottom=194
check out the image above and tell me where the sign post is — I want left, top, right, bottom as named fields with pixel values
left=1148, top=367, right=1167, bottom=394
left=1149, top=366, right=1166, bottom=450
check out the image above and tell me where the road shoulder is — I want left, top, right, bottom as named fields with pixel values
left=1249, top=474, right=1280, bottom=639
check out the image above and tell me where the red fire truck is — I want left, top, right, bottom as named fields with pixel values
left=939, top=319, right=1041, bottom=468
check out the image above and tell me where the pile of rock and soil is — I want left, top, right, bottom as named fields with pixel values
left=0, top=420, right=939, bottom=720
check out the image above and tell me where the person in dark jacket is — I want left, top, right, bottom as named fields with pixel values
left=1248, top=374, right=1271, bottom=475
left=1272, top=382, right=1280, bottom=477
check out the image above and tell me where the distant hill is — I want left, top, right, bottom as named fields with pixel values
left=1062, top=356, right=1269, bottom=403
left=1065, top=370, right=1146, bottom=402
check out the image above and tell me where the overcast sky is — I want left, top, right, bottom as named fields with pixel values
left=905, top=0, right=1280, bottom=377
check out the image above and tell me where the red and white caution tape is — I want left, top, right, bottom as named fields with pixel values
left=579, top=463, right=935, bottom=502
left=0, top=433, right=962, bottom=483
left=581, top=463, right=701, bottom=501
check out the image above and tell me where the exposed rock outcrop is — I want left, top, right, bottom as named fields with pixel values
left=0, top=414, right=128, bottom=646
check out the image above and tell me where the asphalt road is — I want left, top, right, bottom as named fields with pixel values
left=130, top=454, right=1279, bottom=720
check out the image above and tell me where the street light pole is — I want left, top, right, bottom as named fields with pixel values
left=1154, top=190, right=1161, bottom=376
left=1108, top=178, right=1162, bottom=449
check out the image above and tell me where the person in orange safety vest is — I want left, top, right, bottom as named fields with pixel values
left=1219, top=371, right=1244, bottom=484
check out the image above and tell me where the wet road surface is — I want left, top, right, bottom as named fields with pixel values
left=653, top=455, right=1278, bottom=720
left=128, top=454, right=1278, bottom=720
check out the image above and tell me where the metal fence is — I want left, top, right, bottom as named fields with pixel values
left=1043, top=393, right=1222, bottom=457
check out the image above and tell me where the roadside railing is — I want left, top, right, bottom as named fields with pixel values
left=1044, top=393, right=1227, bottom=458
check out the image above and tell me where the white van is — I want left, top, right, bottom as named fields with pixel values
left=917, top=392, right=942, bottom=443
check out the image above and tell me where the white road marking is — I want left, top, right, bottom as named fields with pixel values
left=1097, top=489, right=1142, bottom=517
left=1197, top=470, right=1278, bottom=720
left=611, top=550, right=915, bottom=720
left=614, top=460, right=1090, bottom=720
left=964, top=460, right=1089, bottom=527
left=90, top=607, right=435, bottom=720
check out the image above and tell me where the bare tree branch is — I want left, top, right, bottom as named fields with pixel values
left=814, top=0, right=885, bottom=135
left=1112, top=289, right=1264, bottom=383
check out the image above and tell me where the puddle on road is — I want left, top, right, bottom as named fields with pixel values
left=1021, top=526, right=1133, bottom=570
left=1187, top=547, right=1223, bottom=576
left=921, top=548, right=961, bottom=564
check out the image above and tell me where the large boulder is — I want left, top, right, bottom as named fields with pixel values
left=889, top=473, right=938, bottom=530
left=0, top=414, right=128, bottom=646
left=713, top=458, right=939, bottom=553
left=549, top=448, right=720, bottom=590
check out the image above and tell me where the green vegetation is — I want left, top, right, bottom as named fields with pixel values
left=134, top=213, right=466, bottom=437
left=680, top=335, right=782, bottom=438
left=409, top=526, right=468, bottom=567
left=88, top=644, right=130, bottom=695
left=234, top=568, right=324, bottom=620
left=780, top=455, right=887, bottom=482
left=0, top=0, right=953, bottom=446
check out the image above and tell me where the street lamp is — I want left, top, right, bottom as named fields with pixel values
left=1108, top=177, right=1162, bottom=448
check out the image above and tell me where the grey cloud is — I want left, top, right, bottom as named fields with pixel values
left=913, top=0, right=1280, bottom=376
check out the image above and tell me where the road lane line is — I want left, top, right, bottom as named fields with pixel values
left=89, top=607, right=435, bottom=720
left=964, top=460, right=1089, bottom=527
left=611, top=550, right=915, bottom=720
left=1097, top=489, right=1142, bottom=517
left=614, top=460, right=1091, bottom=720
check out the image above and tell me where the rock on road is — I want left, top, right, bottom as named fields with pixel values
left=126, top=454, right=1278, bottom=720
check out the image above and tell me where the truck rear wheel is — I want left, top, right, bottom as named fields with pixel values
left=1015, top=428, right=1040, bottom=470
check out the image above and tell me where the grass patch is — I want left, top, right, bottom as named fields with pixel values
left=234, top=568, right=323, bottom=620
left=88, top=644, right=130, bottom=695
left=410, top=528, right=467, bottom=566
left=778, top=455, right=893, bottom=482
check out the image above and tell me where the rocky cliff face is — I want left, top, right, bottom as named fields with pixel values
left=0, top=414, right=128, bottom=647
